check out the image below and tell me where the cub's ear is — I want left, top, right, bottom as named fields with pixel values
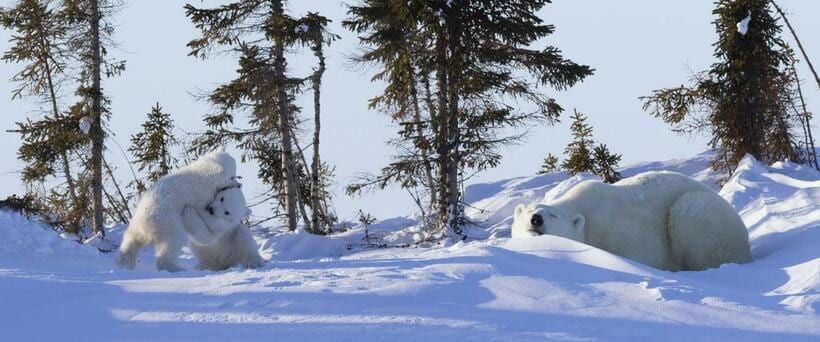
left=514, top=204, right=526, bottom=217
left=571, top=214, right=586, bottom=235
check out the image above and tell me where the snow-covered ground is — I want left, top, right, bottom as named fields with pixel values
left=1, top=152, right=818, bottom=341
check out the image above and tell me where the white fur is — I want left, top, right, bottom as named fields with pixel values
left=512, top=171, right=752, bottom=271
left=184, top=186, right=264, bottom=271
left=116, top=151, right=239, bottom=272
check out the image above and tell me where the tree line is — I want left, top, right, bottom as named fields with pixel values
left=1, top=0, right=817, bottom=242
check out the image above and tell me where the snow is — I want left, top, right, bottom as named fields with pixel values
left=295, top=23, right=310, bottom=34
left=79, top=116, right=92, bottom=134
left=737, top=11, right=751, bottom=35
left=1, top=151, right=818, bottom=340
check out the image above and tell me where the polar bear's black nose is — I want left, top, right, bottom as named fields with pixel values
left=207, top=206, right=214, bottom=215
left=530, top=214, right=544, bottom=228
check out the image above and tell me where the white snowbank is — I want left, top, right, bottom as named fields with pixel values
left=0, top=151, right=818, bottom=340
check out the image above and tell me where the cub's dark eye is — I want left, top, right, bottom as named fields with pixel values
left=549, top=213, right=557, bottom=219
left=225, top=211, right=230, bottom=216
left=530, top=214, right=544, bottom=228
left=220, top=197, right=224, bottom=202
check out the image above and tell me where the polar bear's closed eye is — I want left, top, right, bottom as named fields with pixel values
left=512, top=204, right=585, bottom=240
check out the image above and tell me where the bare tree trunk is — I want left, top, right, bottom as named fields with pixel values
left=446, top=10, right=462, bottom=236
left=420, top=73, right=440, bottom=230
left=290, top=132, right=315, bottom=232
left=103, top=157, right=132, bottom=219
left=309, top=36, right=325, bottom=235
left=36, top=17, right=80, bottom=210
left=790, top=59, right=819, bottom=169
left=406, top=58, right=437, bottom=218
left=772, top=1, right=820, bottom=91
left=434, top=24, right=450, bottom=231
left=89, top=0, right=105, bottom=237
left=272, top=0, right=298, bottom=232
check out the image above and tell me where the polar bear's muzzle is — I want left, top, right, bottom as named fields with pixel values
left=529, top=214, right=545, bottom=235
left=530, top=214, right=544, bottom=228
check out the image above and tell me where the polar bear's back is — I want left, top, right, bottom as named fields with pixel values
left=128, top=151, right=237, bottom=236
left=555, top=171, right=720, bottom=269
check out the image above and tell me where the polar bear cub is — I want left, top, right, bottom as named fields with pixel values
left=182, top=185, right=264, bottom=271
left=117, top=151, right=239, bottom=272
left=512, top=171, right=752, bottom=271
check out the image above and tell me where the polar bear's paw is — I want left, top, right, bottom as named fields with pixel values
left=156, top=258, right=186, bottom=273
left=116, top=253, right=137, bottom=270
left=242, top=257, right=266, bottom=269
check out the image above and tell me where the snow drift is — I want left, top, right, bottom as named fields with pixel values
left=0, top=151, right=817, bottom=340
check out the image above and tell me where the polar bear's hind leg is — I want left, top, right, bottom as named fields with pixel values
left=153, top=220, right=187, bottom=272
left=668, top=191, right=752, bottom=271
left=116, top=229, right=145, bottom=269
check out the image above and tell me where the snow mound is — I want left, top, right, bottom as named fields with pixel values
left=0, top=151, right=818, bottom=340
left=462, top=151, right=718, bottom=238
left=260, top=229, right=348, bottom=261
left=0, top=210, right=97, bottom=259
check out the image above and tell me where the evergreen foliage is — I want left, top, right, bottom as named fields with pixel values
left=592, top=144, right=622, bottom=184
left=561, top=110, right=595, bottom=175
left=185, top=1, right=336, bottom=234
left=560, top=110, right=622, bottom=183
left=128, top=103, right=179, bottom=194
left=641, top=0, right=802, bottom=175
left=537, top=153, right=561, bottom=174
left=344, top=0, right=593, bottom=237
left=2, top=0, right=96, bottom=233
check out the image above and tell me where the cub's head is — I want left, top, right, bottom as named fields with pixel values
left=206, top=184, right=251, bottom=224
left=512, top=203, right=585, bottom=241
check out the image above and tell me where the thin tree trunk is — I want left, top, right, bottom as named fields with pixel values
left=310, top=36, right=325, bottom=235
left=791, top=59, right=819, bottom=169
left=36, top=15, right=80, bottom=211
left=405, top=57, right=437, bottom=218
left=272, top=0, right=298, bottom=232
left=103, top=157, right=132, bottom=219
left=101, top=182, right=127, bottom=224
left=434, top=23, right=450, bottom=231
left=290, top=131, right=315, bottom=232
left=772, top=1, right=820, bottom=91
left=445, top=6, right=462, bottom=236
left=89, top=0, right=105, bottom=237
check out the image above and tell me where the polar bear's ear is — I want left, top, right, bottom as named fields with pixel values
left=571, top=214, right=586, bottom=236
left=515, top=204, right=526, bottom=217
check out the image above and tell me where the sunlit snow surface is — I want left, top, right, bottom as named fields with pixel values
left=1, top=151, right=818, bottom=341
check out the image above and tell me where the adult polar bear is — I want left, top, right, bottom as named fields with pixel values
left=512, top=171, right=752, bottom=271
left=117, top=151, right=240, bottom=272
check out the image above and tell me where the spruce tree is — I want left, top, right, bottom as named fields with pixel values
left=2, top=0, right=89, bottom=232
left=345, top=0, right=593, bottom=237
left=592, top=144, right=622, bottom=184
left=3, top=0, right=125, bottom=236
left=537, top=154, right=561, bottom=175
left=562, top=110, right=595, bottom=175
left=642, top=0, right=800, bottom=175
left=128, top=103, right=179, bottom=194
left=186, top=1, right=335, bottom=234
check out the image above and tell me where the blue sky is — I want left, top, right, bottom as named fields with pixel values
left=1, top=0, right=818, bottom=221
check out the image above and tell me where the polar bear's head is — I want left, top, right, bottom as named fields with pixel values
left=206, top=185, right=251, bottom=225
left=512, top=203, right=585, bottom=241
